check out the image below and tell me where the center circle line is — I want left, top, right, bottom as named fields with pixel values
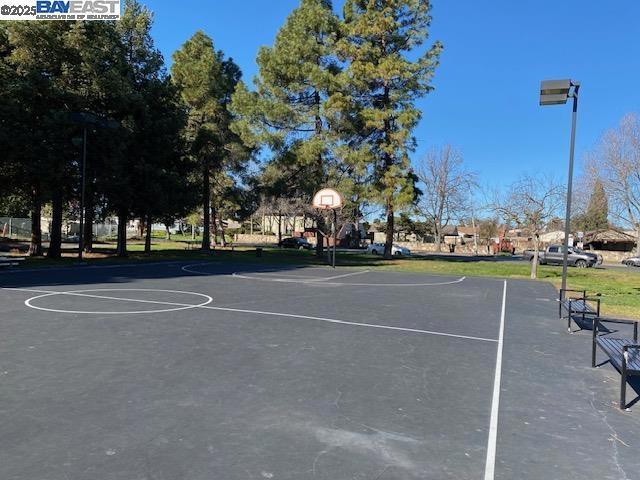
left=231, top=272, right=467, bottom=287
left=25, top=288, right=213, bottom=315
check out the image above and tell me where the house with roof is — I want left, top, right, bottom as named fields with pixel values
left=583, top=229, right=636, bottom=252
left=456, top=226, right=479, bottom=244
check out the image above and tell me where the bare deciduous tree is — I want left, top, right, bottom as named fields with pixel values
left=493, top=175, right=564, bottom=279
left=478, top=217, right=499, bottom=253
left=588, top=113, right=640, bottom=253
left=255, top=195, right=311, bottom=245
left=415, top=146, right=477, bottom=251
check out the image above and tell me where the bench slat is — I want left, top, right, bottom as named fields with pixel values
left=561, top=299, right=596, bottom=314
left=596, top=337, right=640, bottom=372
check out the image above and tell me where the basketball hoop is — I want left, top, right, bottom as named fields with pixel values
left=312, top=188, right=343, bottom=210
left=311, top=188, right=343, bottom=269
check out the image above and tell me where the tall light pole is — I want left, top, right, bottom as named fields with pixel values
left=539, top=79, right=580, bottom=299
left=79, top=125, right=87, bottom=261
left=70, top=112, right=118, bottom=262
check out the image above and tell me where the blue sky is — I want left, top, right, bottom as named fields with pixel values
left=145, top=0, right=640, bottom=190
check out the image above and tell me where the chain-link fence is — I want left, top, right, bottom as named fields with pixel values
left=0, top=217, right=32, bottom=239
left=0, top=218, right=128, bottom=241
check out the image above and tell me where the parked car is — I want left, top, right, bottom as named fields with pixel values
left=278, top=237, right=313, bottom=250
left=63, top=234, right=97, bottom=243
left=523, top=244, right=602, bottom=268
left=366, top=242, right=411, bottom=256
left=622, top=256, right=640, bottom=267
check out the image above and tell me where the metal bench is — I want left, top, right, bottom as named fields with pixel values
left=592, top=317, right=640, bottom=409
left=183, top=241, right=199, bottom=251
left=558, top=288, right=600, bottom=333
left=0, top=257, right=25, bottom=268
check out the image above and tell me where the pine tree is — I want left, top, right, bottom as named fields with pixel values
left=1, top=21, right=84, bottom=257
left=339, top=0, right=442, bottom=258
left=584, top=179, right=609, bottom=231
left=230, top=0, right=340, bottom=256
left=110, top=0, right=166, bottom=256
left=172, top=31, right=248, bottom=251
left=574, top=179, right=609, bottom=233
left=0, top=25, right=33, bottom=229
left=133, top=77, right=198, bottom=254
left=2, top=4, right=196, bottom=259
left=69, top=21, right=130, bottom=254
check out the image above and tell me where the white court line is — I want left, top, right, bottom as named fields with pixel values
left=305, top=270, right=371, bottom=282
left=248, top=272, right=328, bottom=279
left=2, top=260, right=190, bottom=274
left=181, top=263, right=217, bottom=275
left=10, top=288, right=213, bottom=314
left=230, top=273, right=310, bottom=284
left=484, top=280, right=507, bottom=480
left=181, top=263, right=335, bottom=281
left=231, top=272, right=467, bottom=287
left=3, top=287, right=497, bottom=343
left=181, top=263, right=466, bottom=287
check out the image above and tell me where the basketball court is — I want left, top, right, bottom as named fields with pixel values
left=1, top=261, right=639, bottom=479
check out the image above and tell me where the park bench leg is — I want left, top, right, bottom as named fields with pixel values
left=621, top=348, right=628, bottom=410
left=558, top=289, right=564, bottom=318
left=592, top=318, right=598, bottom=368
left=567, top=300, right=572, bottom=333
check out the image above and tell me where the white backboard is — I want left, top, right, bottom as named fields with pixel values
left=312, top=188, right=343, bottom=210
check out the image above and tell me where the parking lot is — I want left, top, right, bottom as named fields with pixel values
left=2, top=261, right=639, bottom=479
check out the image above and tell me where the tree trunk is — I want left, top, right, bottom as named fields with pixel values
left=211, top=205, right=218, bottom=246
left=471, top=216, right=478, bottom=255
left=191, top=224, right=196, bottom=240
left=384, top=200, right=394, bottom=259
left=314, top=88, right=326, bottom=258
left=220, top=220, right=227, bottom=247
left=201, top=161, right=211, bottom=251
left=83, top=197, right=94, bottom=253
left=165, top=225, right=170, bottom=241
left=277, top=213, right=282, bottom=245
left=435, top=227, right=442, bottom=252
left=531, top=235, right=539, bottom=279
left=315, top=216, right=325, bottom=257
left=318, top=228, right=325, bottom=253
left=47, top=190, right=63, bottom=259
left=381, top=84, right=395, bottom=261
left=29, top=188, right=43, bottom=256
left=116, top=208, right=127, bottom=257
left=144, top=213, right=152, bottom=254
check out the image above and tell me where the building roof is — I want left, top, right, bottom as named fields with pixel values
left=457, top=226, right=478, bottom=236
left=442, top=225, right=458, bottom=236
left=584, top=229, right=635, bottom=243
left=539, top=230, right=565, bottom=243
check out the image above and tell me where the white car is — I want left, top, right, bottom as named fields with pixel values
left=366, top=242, right=411, bottom=256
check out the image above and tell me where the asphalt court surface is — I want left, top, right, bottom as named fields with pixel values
left=1, top=261, right=639, bottom=479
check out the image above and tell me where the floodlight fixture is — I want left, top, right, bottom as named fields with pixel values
left=539, top=79, right=581, bottom=299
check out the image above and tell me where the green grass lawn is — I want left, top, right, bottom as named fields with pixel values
left=12, top=244, right=640, bottom=320
left=372, top=258, right=639, bottom=319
